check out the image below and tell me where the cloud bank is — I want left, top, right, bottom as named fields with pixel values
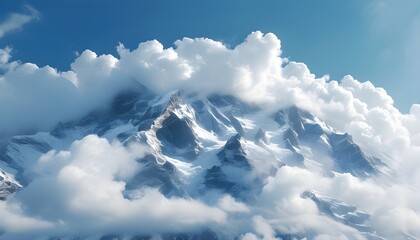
left=3, top=135, right=419, bottom=239
left=0, top=135, right=227, bottom=239
left=0, top=31, right=417, bottom=157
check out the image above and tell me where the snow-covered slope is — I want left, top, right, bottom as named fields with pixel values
left=274, top=106, right=391, bottom=178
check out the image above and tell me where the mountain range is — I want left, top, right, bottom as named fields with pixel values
left=0, top=86, right=409, bottom=240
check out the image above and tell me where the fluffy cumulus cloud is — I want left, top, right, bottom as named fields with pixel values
left=0, top=48, right=137, bottom=137
left=0, top=31, right=416, bottom=159
left=3, top=146, right=420, bottom=239
left=249, top=166, right=420, bottom=239
left=2, top=31, right=420, bottom=238
left=0, top=135, right=227, bottom=239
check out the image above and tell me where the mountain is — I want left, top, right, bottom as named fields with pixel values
left=0, top=168, right=21, bottom=200
left=274, top=106, right=390, bottom=178
left=0, top=88, right=396, bottom=239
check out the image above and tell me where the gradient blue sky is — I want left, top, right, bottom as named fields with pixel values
left=1, top=0, right=419, bottom=112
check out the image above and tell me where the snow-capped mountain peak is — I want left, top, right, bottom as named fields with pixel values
left=0, top=90, right=398, bottom=239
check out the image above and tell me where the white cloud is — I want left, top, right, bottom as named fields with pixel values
left=250, top=165, right=420, bottom=238
left=1, top=136, right=420, bottom=238
left=0, top=48, right=135, bottom=137
left=218, top=195, right=249, bottom=213
left=0, top=135, right=227, bottom=239
left=117, top=31, right=412, bottom=159
left=0, top=31, right=414, bottom=161
left=0, top=5, right=39, bottom=38
left=0, top=137, right=357, bottom=239
left=373, top=207, right=420, bottom=236
left=254, top=167, right=365, bottom=238
left=314, top=234, right=350, bottom=240
left=0, top=201, right=52, bottom=234
left=0, top=47, right=12, bottom=65
left=252, top=216, right=278, bottom=240
left=240, top=233, right=260, bottom=240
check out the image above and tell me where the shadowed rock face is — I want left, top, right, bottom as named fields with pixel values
left=0, top=169, right=20, bottom=200
left=0, top=143, right=24, bottom=179
left=275, top=106, right=383, bottom=178
left=204, top=134, right=266, bottom=201
left=207, top=94, right=259, bottom=115
left=143, top=92, right=202, bottom=159
left=283, top=128, right=300, bottom=151
left=0, top=137, right=52, bottom=186
left=101, top=229, right=219, bottom=240
left=277, top=106, right=321, bottom=152
left=156, top=113, right=195, bottom=149
left=217, top=134, right=251, bottom=169
left=125, top=154, right=186, bottom=198
left=0, top=181, right=19, bottom=201
left=301, top=191, right=375, bottom=235
left=328, top=133, right=378, bottom=178
left=228, top=115, right=244, bottom=136
left=191, top=99, right=232, bottom=135
left=156, top=113, right=200, bottom=159
left=277, top=106, right=322, bottom=138
left=254, top=128, right=269, bottom=144
left=204, top=166, right=236, bottom=192
left=204, top=166, right=251, bottom=200
left=9, top=138, right=52, bottom=153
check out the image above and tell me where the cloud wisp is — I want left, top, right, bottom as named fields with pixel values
left=0, top=4, right=40, bottom=39
left=367, top=0, right=420, bottom=110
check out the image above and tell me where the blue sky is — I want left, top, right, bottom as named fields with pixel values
left=3, top=2, right=420, bottom=239
left=0, top=0, right=419, bottom=112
